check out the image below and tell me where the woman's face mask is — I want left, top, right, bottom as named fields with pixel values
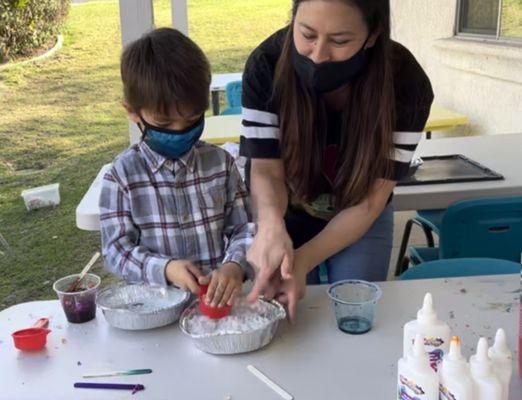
left=291, top=38, right=369, bottom=93
left=291, top=0, right=372, bottom=93
left=139, top=115, right=205, bottom=160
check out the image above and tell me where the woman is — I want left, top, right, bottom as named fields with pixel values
left=240, top=0, right=433, bottom=320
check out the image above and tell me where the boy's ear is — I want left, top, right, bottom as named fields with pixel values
left=122, top=101, right=140, bottom=124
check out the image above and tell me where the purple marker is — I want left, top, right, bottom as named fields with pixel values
left=74, top=382, right=145, bottom=393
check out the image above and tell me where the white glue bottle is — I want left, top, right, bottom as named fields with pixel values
left=438, top=336, right=474, bottom=400
left=488, top=328, right=512, bottom=400
left=470, top=337, right=502, bottom=400
left=398, top=333, right=439, bottom=400
left=403, top=292, right=451, bottom=371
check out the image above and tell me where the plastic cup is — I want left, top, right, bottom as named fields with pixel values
left=327, top=280, right=382, bottom=334
left=53, top=273, right=100, bottom=323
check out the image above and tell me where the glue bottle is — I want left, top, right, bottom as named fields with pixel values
left=438, top=336, right=474, bottom=400
left=403, top=292, right=451, bottom=371
left=398, top=333, right=439, bottom=400
left=488, top=328, right=512, bottom=400
left=470, top=337, right=502, bottom=400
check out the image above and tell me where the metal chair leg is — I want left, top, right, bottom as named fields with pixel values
left=395, top=218, right=437, bottom=276
left=401, top=256, right=411, bottom=274
left=420, top=224, right=435, bottom=248
left=395, top=219, right=414, bottom=276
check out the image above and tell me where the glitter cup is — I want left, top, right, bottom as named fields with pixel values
left=327, top=280, right=382, bottom=334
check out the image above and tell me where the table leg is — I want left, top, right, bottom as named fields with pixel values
left=211, top=91, right=220, bottom=115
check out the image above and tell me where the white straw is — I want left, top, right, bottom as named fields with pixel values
left=246, top=365, right=293, bottom=400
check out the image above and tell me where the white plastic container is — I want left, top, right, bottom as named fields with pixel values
left=398, top=333, right=439, bottom=400
left=488, top=328, right=512, bottom=400
left=439, top=336, right=474, bottom=400
left=21, top=183, right=60, bottom=211
left=470, top=337, right=502, bottom=400
left=403, top=292, right=451, bottom=371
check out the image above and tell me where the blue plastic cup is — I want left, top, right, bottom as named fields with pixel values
left=327, top=280, right=382, bottom=334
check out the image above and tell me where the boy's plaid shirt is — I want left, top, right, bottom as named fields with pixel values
left=99, top=141, right=254, bottom=286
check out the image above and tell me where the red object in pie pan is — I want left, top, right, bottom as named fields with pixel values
left=12, top=318, right=51, bottom=351
left=198, top=285, right=232, bottom=319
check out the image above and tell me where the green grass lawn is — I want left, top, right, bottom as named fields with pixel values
left=0, top=0, right=290, bottom=309
left=502, top=0, right=522, bottom=38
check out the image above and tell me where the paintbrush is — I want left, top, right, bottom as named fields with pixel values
left=82, top=369, right=153, bottom=378
left=67, top=252, right=100, bottom=292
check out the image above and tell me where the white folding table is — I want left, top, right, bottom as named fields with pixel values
left=1, top=274, right=519, bottom=399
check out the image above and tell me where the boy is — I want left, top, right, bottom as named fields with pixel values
left=99, top=28, right=253, bottom=308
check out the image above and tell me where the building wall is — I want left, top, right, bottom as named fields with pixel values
left=391, top=0, right=522, bottom=136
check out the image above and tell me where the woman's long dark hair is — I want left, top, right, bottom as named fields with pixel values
left=274, top=0, right=394, bottom=210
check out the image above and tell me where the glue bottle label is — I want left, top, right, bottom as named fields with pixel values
left=412, top=336, right=445, bottom=371
left=439, top=384, right=457, bottom=400
left=398, top=375, right=426, bottom=400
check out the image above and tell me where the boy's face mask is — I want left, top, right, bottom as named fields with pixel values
left=291, top=36, right=370, bottom=94
left=139, top=115, right=205, bottom=160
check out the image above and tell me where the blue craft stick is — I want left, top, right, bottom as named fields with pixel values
left=83, top=368, right=153, bottom=378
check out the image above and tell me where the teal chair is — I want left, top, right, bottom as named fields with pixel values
left=404, top=196, right=522, bottom=267
left=399, top=258, right=520, bottom=280
left=220, top=80, right=242, bottom=115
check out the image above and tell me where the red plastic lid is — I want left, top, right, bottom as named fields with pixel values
left=199, top=284, right=209, bottom=295
left=198, top=292, right=231, bottom=319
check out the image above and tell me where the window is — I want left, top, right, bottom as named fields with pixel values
left=457, top=0, right=522, bottom=40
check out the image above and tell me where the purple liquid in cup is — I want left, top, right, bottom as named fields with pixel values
left=53, top=274, right=100, bottom=323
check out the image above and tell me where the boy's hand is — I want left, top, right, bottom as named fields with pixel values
left=205, top=262, right=244, bottom=307
left=165, top=260, right=206, bottom=294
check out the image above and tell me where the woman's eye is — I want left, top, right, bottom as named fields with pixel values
left=302, top=32, right=316, bottom=41
left=331, top=39, right=350, bottom=45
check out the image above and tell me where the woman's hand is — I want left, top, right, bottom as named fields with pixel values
left=275, top=248, right=310, bottom=323
left=246, top=220, right=294, bottom=301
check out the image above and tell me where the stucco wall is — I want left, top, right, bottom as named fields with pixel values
left=391, top=0, right=522, bottom=136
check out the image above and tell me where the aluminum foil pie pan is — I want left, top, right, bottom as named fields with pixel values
left=179, top=297, right=286, bottom=355
left=96, top=283, right=190, bottom=330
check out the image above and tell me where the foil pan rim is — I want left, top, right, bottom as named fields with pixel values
left=179, top=298, right=286, bottom=339
left=96, top=282, right=190, bottom=315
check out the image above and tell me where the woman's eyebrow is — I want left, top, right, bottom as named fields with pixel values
left=330, top=30, right=356, bottom=37
left=298, top=22, right=316, bottom=32
left=298, top=22, right=355, bottom=37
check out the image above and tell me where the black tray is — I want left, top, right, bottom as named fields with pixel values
left=398, top=154, right=504, bottom=186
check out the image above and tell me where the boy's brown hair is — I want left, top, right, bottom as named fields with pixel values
left=121, top=27, right=211, bottom=118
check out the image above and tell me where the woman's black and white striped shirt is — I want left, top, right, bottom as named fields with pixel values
left=239, top=28, right=434, bottom=183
